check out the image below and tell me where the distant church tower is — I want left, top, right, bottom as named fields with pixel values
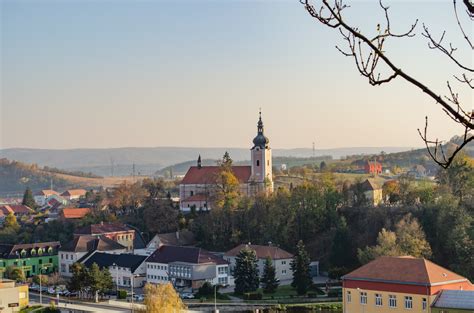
left=250, top=111, right=273, bottom=194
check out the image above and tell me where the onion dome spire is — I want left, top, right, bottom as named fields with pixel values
left=252, top=109, right=269, bottom=149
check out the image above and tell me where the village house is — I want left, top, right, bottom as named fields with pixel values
left=364, top=160, right=382, bottom=175
left=179, top=112, right=273, bottom=212
left=0, top=242, right=60, bottom=278
left=34, top=190, right=60, bottom=206
left=81, top=252, right=147, bottom=288
left=74, top=222, right=144, bottom=252
left=59, top=207, right=91, bottom=221
left=342, top=256, right=474, bottom=313
left=136, top=230, right=196, bottom=256
left=224, top=244, right=294, bottom=285
left=0, top=205, right=34, bottom=217
left=61, top=189, right=87, bottom=201
left=146, top=245, right=230, bottom=290
left=59, top=235, right=126, bottom=277
left=360, top=179, right=383, bottom=206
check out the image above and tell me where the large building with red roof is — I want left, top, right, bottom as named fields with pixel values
left=179, top=112, right=273, bottom=212
left=342, top=256, right=474, bottom=313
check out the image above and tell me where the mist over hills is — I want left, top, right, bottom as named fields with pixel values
left=0, top=146, right=415, bottom=176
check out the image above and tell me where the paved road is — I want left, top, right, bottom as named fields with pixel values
left=29, top=292, right=132, bottom=312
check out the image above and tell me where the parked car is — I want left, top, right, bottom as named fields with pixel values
left=180, top=292, right=195, bottom=299
left=29, top=284, right=40, bottom=291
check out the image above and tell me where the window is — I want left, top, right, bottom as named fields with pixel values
left=360, top=292, right=367, bottom=305
left=256, top=160, right=260, bottom=166
left=39, top=259, right=42, bottom=265
left=375, top=293, right=382, bottom=306
left=49, top=258, right=53, bottom=263
left=282, top=270, right=287, bottom=274
left=405, top=296, right=413, bottom=309
left=422, top=298, right=427, bottom=310
left=61, top=254, right=64, bottom=260
left=389, top=295, right=397, bottom=308
left=347, top=291, right=351, bottom=303
left=61, top=264, right=66, bottom=272
left=281, top=261, right=286, bottom=265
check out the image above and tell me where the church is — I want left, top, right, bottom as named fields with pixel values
left=179, top=112, right=273, bottom=212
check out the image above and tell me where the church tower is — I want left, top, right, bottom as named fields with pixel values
left=250, top=111, right=273, bottom=193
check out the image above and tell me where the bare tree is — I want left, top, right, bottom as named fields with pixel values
left=300, top=0, right=473, bottom=168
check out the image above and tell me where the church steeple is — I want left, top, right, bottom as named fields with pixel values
left=253, top=110, right=270, bottom=149
left=197, top=155, right=202, bottom=169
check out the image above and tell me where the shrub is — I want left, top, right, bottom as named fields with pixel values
left=327, top=288, right=342, bottom=297
left=117, top=290, right=127, bottom=299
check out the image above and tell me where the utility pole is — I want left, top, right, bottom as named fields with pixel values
left=312, top=141, right=315, bottom=159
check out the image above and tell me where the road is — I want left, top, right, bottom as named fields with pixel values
left=29, top=292, right=132, bottom=312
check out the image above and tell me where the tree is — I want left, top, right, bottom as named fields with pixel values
left=233, top=247, right=260, bottom=294
left=261, top=257, right=279, bottom=293
left=22, top=187, right=36, bottom=209
left=301, top=0, right=473, bottom=168
left=86, top=263, right=114, bottom=299
left=67, top=263, right=87, bottom=293
left=33, top=274, right=49, bottom=286
left=142, top=283, right=187, bottom=313
left=291, top=240, right=312, bottom=295
left=4, top=212, right=19, bottom=231
left=213, top=152, right=241, bottom=209
left=358, top=214, right=432, bottom=264
left=5, top=266, right=25, bottom=282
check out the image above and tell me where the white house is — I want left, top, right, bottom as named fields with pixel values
left=146, top=245, right=230, bottom=290
left=82, top=252, right=148, bottom=288
left=224, top=244, right=294, bottom=285
left=34, top=190, right=60, bottom=206
left=61, top=189, right=87, bottom=201
left=59, top=235, right=126, bottom=277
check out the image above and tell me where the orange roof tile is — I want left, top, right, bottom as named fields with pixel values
left=343, top=256, right=470, bottom=286
left=61, top=208, right=91, bottom=219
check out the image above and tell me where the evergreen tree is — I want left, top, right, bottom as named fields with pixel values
left=233, top=247, right=260, bottom=294
left=22, top=187, right=36, bottom=209
left=261, top=257, right=279, bottom=293
left=291, top=240, right=312, bottom=295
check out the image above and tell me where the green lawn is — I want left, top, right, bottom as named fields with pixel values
left=229, top=285, right=326, bottom=301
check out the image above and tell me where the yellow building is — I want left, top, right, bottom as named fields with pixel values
left=342, top=256, right=474, bottom=313
left=0, top=279, right=29, bottom=312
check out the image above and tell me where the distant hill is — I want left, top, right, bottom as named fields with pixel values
left=0, top=146, right=414, bottom=176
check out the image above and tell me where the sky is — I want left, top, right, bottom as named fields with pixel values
left=1, top=0, right=472, bottom=150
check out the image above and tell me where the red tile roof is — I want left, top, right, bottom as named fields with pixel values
left=343, top=256, right=471, bottom=286
left=75, top=222, right=132, bottom=235
left=61, top=189, right=87, bottom=197
left=225, top=244, right=293, bottom=260
left=181, top=166, right=251, bottom=184
left=61, top=208, right=91, bottom=219
left=147, top=245, right=227, bottom=265
left=0, top=205, right=34, bottom=215
left=35, top=190, right=59, bottom=196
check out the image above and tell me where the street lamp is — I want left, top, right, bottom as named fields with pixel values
left=112, top=263, right=119, bottom=295
left=130, top=274, right=142, bottom=313
left=39, top=266, right=48, bottom=305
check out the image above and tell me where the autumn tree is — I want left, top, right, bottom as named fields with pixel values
left=301, top=0, right=473, bottom=168
left=213, top=152, right=240, bottom=209
left=142, top=283, right=187, bottom=313
left=5, top=266, right=25, bottom=282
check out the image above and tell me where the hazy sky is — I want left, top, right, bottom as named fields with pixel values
left=1, top=0, right=472, bottom=150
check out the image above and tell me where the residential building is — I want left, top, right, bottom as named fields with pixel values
left=81, top=252, right=147, bottom=288
left=137, top=230, right=197, bottom=255
left=224, top=244, right=293, bottom=284
left=0, top=205, right=34, bottom=217
left=365, top=160, right=382, bottom=175
left=59, top=235, right=126, bottom=277
left=34, top=190, right=60, bottom=206
left=74, top=222, right=138, bottom=251
left=179, top=112, right=273, bottom=212
left=146, top=245, right=230, bottom=290
left=0, top=242, right=60, bottom=278
left=61, top=189, right=87, bottom=201
left=360, top=179, right=383, bottom=206
left=59, top=207, right=91, bottom=221
left=431, top=290, right=474, bottom=313
left=0, top=279, right=28, bottom=313
left=342, top=256, right=474, bottom=313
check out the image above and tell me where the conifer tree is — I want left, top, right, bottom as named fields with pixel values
left=22, top=187, right=36, bottom=209
left=261, top=257, right=279, bottom=293
left=291, top=240, right=312, bottom=295
left=233, top=246, right=260, bottom=294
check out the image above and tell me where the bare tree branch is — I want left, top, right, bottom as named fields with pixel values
left=301, top=0, right=474, bottom=168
